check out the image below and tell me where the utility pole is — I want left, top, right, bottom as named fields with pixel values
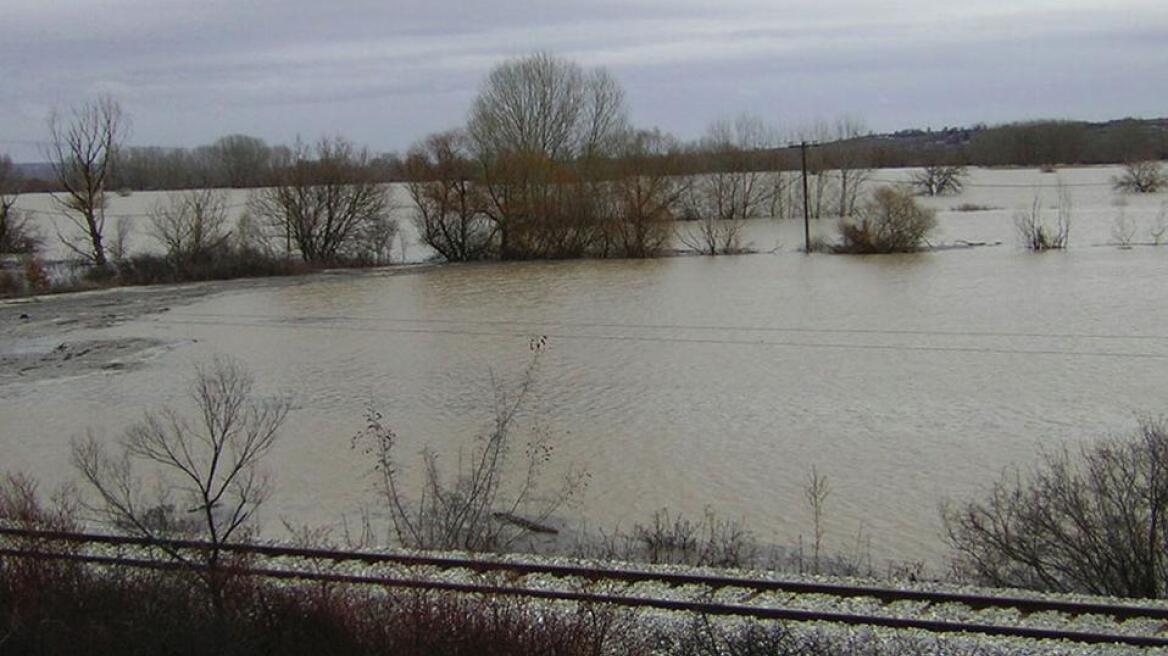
left=801, top=141, right=811, bottom=254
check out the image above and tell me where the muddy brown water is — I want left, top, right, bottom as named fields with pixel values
left=4, top=166, right=1168, bottom=568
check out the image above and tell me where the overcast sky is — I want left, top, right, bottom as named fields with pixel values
left=2, top=0, right=1166, bottom=160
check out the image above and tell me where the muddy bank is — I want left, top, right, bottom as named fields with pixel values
left=0, top=266, right=437, bottom=384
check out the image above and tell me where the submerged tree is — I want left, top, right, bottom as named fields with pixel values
left=608, top=129, right=687, bottom=257
left=468, top=52, right=629, bottom=259
left=678, top=115, right=777, bottom=255
left=912, top=164, right=967, bottom=196
left=1113, top=160, right=1165, bottom=194
left=404, top=130, right=495, bottom=261
left=249, top=137, right=393, bottom=263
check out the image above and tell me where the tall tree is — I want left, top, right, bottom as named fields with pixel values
left=467, top=52, right=629, bottom=259
left=46, top=96, right=127, bottom=266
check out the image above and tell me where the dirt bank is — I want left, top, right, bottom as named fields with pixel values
left=0, top=266, right=438, bottom=385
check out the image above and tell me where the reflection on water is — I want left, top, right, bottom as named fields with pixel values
left=5, top=166, right=1168, bottom=567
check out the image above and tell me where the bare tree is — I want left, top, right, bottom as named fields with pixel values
left=248, top=136, right=393, bottom=263
left=678, top=116, right=776, bottom=255
left=46, top=96, right=128, bottom=266
left=825, top=116, right=874, bottom=217
left=352, top=339, right=586, bottom=552
left=1113, top=160, right=1165, bottom=193
left=608, top=129, right=687, bottom=257
left=803, top=116, right=873, bottom=217
left=0, top=155, right=39, bottom=254
left=944, top=418, right=1168, bottom=598
left=404, top=131, right=495, bottom=261
left=149, top=189, right=231, bottom=263
left=467, top=52, right=629, bottom=259
left=912, top=164, right=967, bottom=196
left=72, top=357, right=289, bottom=604
left=699, top=115, right=778, bottom=221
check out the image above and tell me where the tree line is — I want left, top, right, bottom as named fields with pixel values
left=2, top=52, right=1165, bottom=269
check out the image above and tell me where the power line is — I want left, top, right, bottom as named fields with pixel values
left=863, top=176, right=1116, bottom=189
left=150, top=316, right=1168, bottom=361
left=16, top=202, right=251, bottom=219
left=166, top=310, right=1168, bottom=342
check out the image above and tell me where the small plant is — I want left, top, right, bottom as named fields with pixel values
left=1113, top=160, right=1165, bottom=193
left=1015, top=184, right=1071, bottom=251
left=835, top=186, right=936, bottom=253
left=1111, top=208, right=1137, bottom=248
left=804, top=466, right=830, bottom=574
left=630, top=508, right=758, bottom=568
left=1151, top=202, right=1168, bottom=245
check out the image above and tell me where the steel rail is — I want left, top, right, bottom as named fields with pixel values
left=2, top=546, right=1167, bottom=648
left=3, top=526, right=1168, bottom=647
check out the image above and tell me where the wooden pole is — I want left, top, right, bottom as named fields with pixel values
left=801, top=141, right=811, bottom=254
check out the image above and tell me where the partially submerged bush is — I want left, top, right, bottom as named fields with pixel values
left=1015, top=186, right=1071, bottom=251
left=1113, top=160, right=1165, bottom=193
left=835, top=186, right=936, bottom=253
left=354, top=340, right=587, bottom=552
left=944, top=418, right=1168, bottom=598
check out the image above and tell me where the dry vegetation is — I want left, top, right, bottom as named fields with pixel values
left=835, top=186, right=937, bottom=254
left=944, top=418, right=1168, bottom=598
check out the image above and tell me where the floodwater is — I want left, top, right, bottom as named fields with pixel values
left=4, top=166, right=1168, bottom=567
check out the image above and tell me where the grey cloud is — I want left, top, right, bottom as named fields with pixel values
left=1, top=1, right=1165, bottom=160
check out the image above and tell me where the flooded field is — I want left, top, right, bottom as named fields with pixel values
left=4, top=165, right=1168, bottom=568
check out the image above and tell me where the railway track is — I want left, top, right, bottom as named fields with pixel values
left=3, top=526, right=1167, bottom=649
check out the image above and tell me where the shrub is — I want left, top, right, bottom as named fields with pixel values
left=353, top=339, right=587, bottom=552
left=23, top=255, right=50, bottom=292
left=1015, top=186, right=1071, bottom=251
left=629, top=508, right=758, bottom=568
left=1113, top=160, right=1165, bottom=193
left=1111, top=208, right=1137, bottom=248
left=944, top=418, right=1168, bottom=598
left=0, top=268, right=22, bottom=296
left=0, top=558, right=635, bottom=656
left=951, top=203, right=997, bottom=212
left=835, top=186, right=936, bottom=253
left=0, top=207, right=40, bottom=255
